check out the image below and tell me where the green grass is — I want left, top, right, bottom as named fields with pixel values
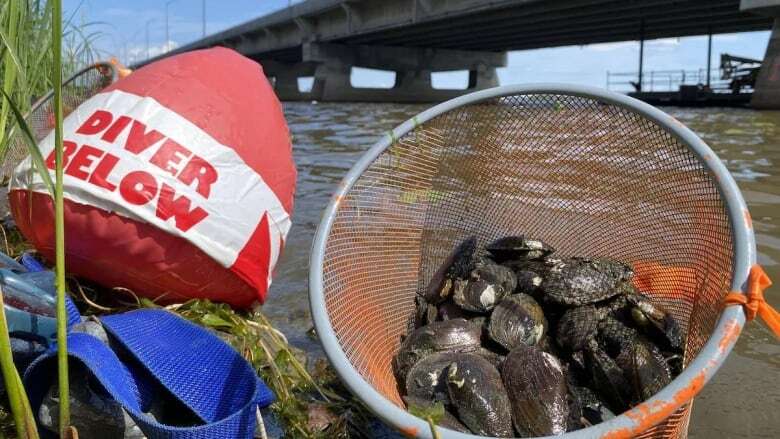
left=0, top=0, right=99, bottom=160
left=50, top=0, right=71, bottom=434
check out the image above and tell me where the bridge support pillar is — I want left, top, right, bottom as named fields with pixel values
left=263, top=43, right=506, bottom=103
left=743, top=0, right=780, bottom=108
left=752, top=18, right=780, bottom=109
left=260, top=61, right=319, bottom=101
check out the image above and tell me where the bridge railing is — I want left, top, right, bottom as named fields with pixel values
left=606, top=69, right=734, bottom=93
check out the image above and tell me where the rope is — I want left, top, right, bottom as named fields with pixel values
left=724, top=265, right=780, bottom=338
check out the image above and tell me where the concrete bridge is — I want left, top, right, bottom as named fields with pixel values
left=141, top=0, right=780, bottom=107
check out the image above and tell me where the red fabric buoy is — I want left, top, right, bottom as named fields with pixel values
left=9, top=48, right=296, bottom=308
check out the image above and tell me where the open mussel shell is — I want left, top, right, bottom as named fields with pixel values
left=393, top=319, right=482, bottom=383
left=446, top=353, right=514, bottom=437
left=423, top=236, right=479, bottom=305
left=625, top=292, right=685, bottom=352
left=488, top=293, right=546, bottom=350
left=543, top=258, right=633, bottom=306
left=486, top=235, right=555, bottom=263
left=502, top=344, right=568, bottom=437
left=453, top=261, right=516, bottom=313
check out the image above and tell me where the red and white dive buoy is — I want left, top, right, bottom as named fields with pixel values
left=9, top=47, right=296, bottom=308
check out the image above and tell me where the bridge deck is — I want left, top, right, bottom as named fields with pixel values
left=145, top=0, right=772, bottom=66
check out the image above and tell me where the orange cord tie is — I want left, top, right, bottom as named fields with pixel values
left=724, top=265, right=780, bottom=339
left=109, top=57, right=133, bottom=78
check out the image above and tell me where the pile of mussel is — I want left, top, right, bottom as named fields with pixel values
left=394, top=236, right=685, bottom=437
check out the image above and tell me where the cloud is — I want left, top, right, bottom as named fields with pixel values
left=647, top=38, right=682, bottom=52
left=586, top=41, right=637, bottom=52
left=650, top=38, right=681, bottom=46
left=125, top=40, right=179, bottom=64
left=585, top=37, right=680, bottom=52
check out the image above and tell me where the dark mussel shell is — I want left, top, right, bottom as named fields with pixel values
left=393, top=319, right=482, bottom=383
left=486, top=235, right=555, bottom=263
left=514, top=268, right=546, bottom=296
left=414, top=294, right=439, bottom=328
left=664, top=352, right=684, bottom=377
left=402, top=396, right=470, bottom=433
left=584, top=339, right=632, bottom=414
left=469, top=315, right=490, bottom=341
left=475, top=347, right=506, bottom=371
left=437, top=300, right=478, bottom=321
left=543, top=258, right=633, bottom=306
left=556, top=305, right=606, bottom=352
left=569, top=350, right=587, bottom=375
left=453, top=261, right=517, bottom=313
left=405, top=352, right=458, bottom=404
left=488, top=293, right=546, bottom=350
left=616, top=336, right=673, bottom=402
left=597, top=316, right=639, bottom=358
left=423, top=236, right=478, bottom=305
left=502, top=344, right=568, bottom=437
left=567, top=385, right=615, bottom=430
left=502, top=259, right=551, bottom=300
left=625, top=293, right=685, bottom=352
left=446, top=353, right=514, bottom=437
left=539, top=335, right=563, bottom=359
left=599, top=288, right=631, bottom=318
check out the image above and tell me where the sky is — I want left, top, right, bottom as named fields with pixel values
left=67, top=0, right=771, bottom=92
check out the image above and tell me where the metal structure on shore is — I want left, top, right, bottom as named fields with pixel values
left=606, top=54, right=763, bottom=107
left=138, top=0, right=780, bottom=108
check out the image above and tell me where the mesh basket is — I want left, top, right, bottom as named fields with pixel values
left=1, top=62, right=117, bottom=181
left=309, top=85, right=755, bottom=438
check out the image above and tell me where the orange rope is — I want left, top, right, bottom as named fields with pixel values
left=724, top=265, right=780, bottom=338
left=109, top=58, right=133, bottom=78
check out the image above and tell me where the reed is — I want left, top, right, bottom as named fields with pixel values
left=0, top=0, right=98, bottom=158
left=50, top=0, right=70, bottom=435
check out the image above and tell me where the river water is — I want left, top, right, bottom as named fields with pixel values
left=263, top=102, right=780, bottom=438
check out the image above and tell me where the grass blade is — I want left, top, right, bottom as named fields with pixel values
left=0, top=88, right=54, bottom=195
left=51, top=0, right=71, bottom=435
left=0, top=287, right=39, bottom=439
left=0, top=26, right=27, bottom=90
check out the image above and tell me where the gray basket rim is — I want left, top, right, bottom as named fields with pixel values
left=309, top=83, right=756, bottom=439
left=28, top=61, right=118, bottom=119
